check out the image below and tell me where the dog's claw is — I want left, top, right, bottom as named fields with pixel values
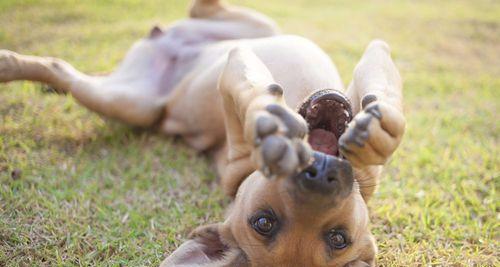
left=361, top=94, right=378, bottom=109
left=294, top=139, right=312, bottom=167
left=267, top=83, right=284, bottom=96
left=262, top=166, right=271, bottom=178
left=339, top=101, right=404, bottom=167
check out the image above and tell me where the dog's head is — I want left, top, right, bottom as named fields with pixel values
left=163, top=151, right=375, bottom=267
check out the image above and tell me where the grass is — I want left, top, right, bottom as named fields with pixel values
left=0, top=0, right=498, bottom=265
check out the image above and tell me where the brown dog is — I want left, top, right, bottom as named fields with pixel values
left=0, top=0, right=405, bottom=266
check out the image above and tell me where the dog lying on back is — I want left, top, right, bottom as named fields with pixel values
left=0, top=0, right=405, bottom=266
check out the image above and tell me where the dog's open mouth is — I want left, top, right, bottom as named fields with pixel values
left=298, top=89, right=353, bottom=157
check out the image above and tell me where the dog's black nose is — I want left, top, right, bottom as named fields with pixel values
left=296, top=152, right=353, bottom=196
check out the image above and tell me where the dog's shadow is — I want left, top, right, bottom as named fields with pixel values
left=57, top=120, right=221, bottom=187
left=3, top=117, right=228, bottom=258
left=5, top=110, right=227, bottom=217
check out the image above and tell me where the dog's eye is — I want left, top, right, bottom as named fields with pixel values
left=250, top=211, right=278, bottom=236
left=254, top=217, right=273, bottom=233
left=326, top=229, right=348, bottom=249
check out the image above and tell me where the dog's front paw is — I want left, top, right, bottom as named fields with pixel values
left=339, top=99, right=405, bottom=167
left=252, top=103, right=312, bottom=177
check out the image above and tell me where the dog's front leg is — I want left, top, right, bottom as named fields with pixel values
left=217, top=47, right=311, bottom=196
left=340, top=40, right=406, bottom=201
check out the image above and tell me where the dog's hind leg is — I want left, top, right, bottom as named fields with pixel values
left=0, top=50, right=80, bottom=93
left=0, top=49, right=165, bottom=127
left=339, top=40, right=406, bottom=201
left=188, top=0, right=279, bottom=38
left=189, top=0, right=224, bottom=18
left=217, top=47, right=311, bottom=196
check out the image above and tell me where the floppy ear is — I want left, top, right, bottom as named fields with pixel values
left=160, top=223, right=249, bottom=267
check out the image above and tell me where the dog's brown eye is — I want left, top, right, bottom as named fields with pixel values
left=327, top=230, right=348, bottom=249
left=255, top=217, right=273, bottom=233
left=250, top=211, right=278, bottom=236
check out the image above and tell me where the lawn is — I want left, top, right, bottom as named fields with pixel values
left=0, top=0, right=498, bottom=266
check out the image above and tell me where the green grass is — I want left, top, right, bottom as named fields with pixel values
left=0, top=0, right=498, bottom=265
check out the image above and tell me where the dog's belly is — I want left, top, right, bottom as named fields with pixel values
left=105, top=32, right=203, bottom=96
left=162, top=35, right=344, bottom=151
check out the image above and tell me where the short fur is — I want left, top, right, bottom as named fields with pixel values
left=0, top=1, right=405, bottom=266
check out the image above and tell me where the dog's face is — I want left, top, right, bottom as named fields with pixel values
left=163, top=153, right=376, bottom=267
left=225, top=152, right=376, bottom=266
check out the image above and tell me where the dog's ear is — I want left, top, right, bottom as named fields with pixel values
left=160, top=223, right=249, bottom=267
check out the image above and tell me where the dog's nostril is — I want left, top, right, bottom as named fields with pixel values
left=304, top=166, right=318, bottom=179
left=327, top=175, right=336, bottom=183
left=296, top=152, right=354, bottom=195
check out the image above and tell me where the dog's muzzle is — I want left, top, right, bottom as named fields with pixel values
left=294, top=152, right=354, bottom=197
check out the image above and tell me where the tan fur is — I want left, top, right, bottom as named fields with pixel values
left=0, top=0, right=405, bottom=266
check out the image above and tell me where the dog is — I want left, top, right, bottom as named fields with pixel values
left=0, top=0, right=405, bottom=266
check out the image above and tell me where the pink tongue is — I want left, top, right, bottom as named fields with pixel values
left=308, top=129, right=338, bottom=156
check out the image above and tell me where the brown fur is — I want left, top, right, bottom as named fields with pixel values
left=0, top=1, right=405, bottom=266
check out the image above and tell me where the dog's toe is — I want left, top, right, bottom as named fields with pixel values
left=255, top=114, right=279, bottom=143
left=339, top=101, right=405, bottom=167
left=261, top=135, right=287, bottom=164
left=253, top=104, right=311, bottom=177
left=258, top=135, right=298, bottom=176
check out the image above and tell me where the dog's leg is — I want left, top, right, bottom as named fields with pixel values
left=189, top=0, right=225, bottom=18
left=0, top=50, right=164, bottom=127
left=340, top=40, right=406, bottom=201
left=0, top=50, right=82, bottom=93
left=217, top=47, right=311, bottom=196
left=188, top=0, right=279, bottom=37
